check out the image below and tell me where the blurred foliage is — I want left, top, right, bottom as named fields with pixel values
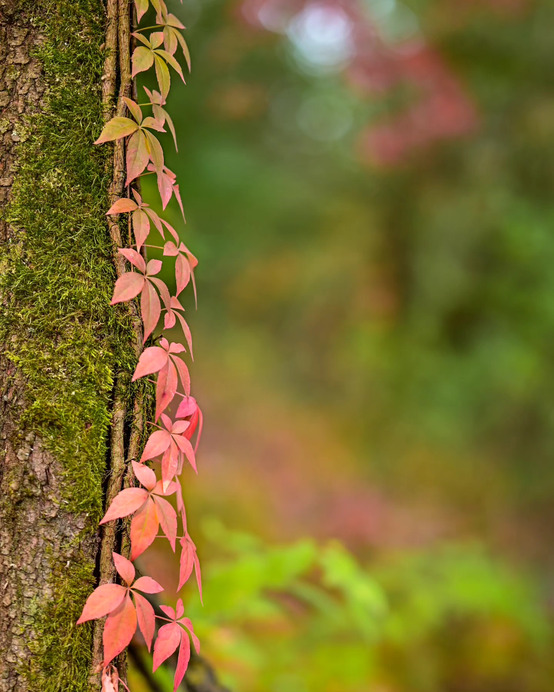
left=132, top=523, right=553, bottom=692
left=135, top=0, right=554, bottom=688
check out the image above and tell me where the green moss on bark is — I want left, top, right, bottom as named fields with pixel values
left=0, top=1, right=135, bottom=689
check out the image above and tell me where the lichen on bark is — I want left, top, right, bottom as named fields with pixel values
left=0, top=0, right=135, bottom=689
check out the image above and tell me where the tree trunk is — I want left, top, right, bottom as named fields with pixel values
left=0, top=1, right=134, bottom=689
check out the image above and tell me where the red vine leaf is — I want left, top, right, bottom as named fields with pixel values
left=132, top=460, right=157, bottom=491
left=177, top=536, right=195, bottom=590
left=107, top=198, right=138, bottom=215
left=77, top=583, right=126, bottom=624
left=133, top=591, right=155, bottom=651
left=130, top=499, right=159, bottom=560
left=133, top=576, right=164, bottom=594
left=141, top=280, right=162, bottom=342
left=141, top=429, right=172, bottom=462
left=111, top=272, right=145, bottom=304
left=152, top=622, right=181, bottom=672
left=132, top=346, right=168, bottom=381
left=100, top=487, right=148, bottom=524
left=113, top=552, right=135, bottom=586
left=174, top=634, right=191, bottom=691
left=103, top=594, right=137, bottom=666
left=153, top=495, right=177, bottom=550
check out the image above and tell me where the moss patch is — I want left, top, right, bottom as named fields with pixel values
left=0, top=0, right=135, bottom=689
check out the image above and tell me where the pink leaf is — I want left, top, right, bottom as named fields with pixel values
left=119, top=248, right=146, bottom=273
left=103, top=595, right=137, bottom=666
left=153, top=623, right=181, bottom=671
left=132, top=575, right=164, bottom=594
left=149, top=277, right=171, bottom=311
left=174, top=634, right=191, bottom=691
left=95, top=117, right=139, bottom=144
left=132, top=460, right=157, bottom=491
left=126, top=130, right=149, bottom=185
left=155, top=361, right=178, bottom=420
left=146, top=258, right=163, bottom=276
left=130, top=499, right=159, bottom=560
left=157, top=170, right=173, bottom=209
left=160, top=604, right=176, bottom=620
left=132, top=346, right=168, bottom=381
left=100, top=487, right=148, bottom=524
left=133, top=592, right=155, bottom=651
left=175, top=599, right=185, bottom=619
left=141, top=429, right=171, bottom=462
left=169, top=341, right=185, bottom=354
left=179, top=618, right=200, bottom=654
left=177, top=538, right=195, bottom=591
left=193, top=553, right=203, bottom=604
left=172, top=356, right=191, bottom=397
left=141, top=281, right=161, bottom=342
left=144, top=206, right=164, bottom=234
left=132, top=209, right=151, bottom=250
left=176, top=396, right=197, bottom=419
left=113, top=552, right=135, bottom=585
left=153, top=495, right=177, bottom=551
left=107, top=198, right=138, bottom=215
left=77, top=583, right=126, bottom=624
left=163, top=241, right=179, bottom=256
left=175, top=254, right=191, bottom=295
left=176, top=312, right=194, bottom=359
left=160, top=444, right=178, bottom=487
left=111, top=272, right=145, bottom=304
left=173, top=182, right=186, bottom=221
left=164, top=310, right=176, bottom=330
left=174, top=434, right=196, bottom=473
left=160, top=217, right=180, bottom=243
left=171, top=419, right=189, bottom=435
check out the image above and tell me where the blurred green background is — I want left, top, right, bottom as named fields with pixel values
left=133, top=0, right=554, bottom=689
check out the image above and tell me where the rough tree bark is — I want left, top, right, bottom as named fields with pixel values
left=0, top=0, right=134, bottom=690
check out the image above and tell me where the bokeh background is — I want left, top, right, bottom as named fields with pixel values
left=133, top=0, right=554, bottom=689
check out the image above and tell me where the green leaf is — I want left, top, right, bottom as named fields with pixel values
left=144, top=129, right=164, bottom=175
left=94, top=117, right=139, bottom=144
left=132, top=46, right=154, bottom=78
left=156, top=49, right=185, bottom=82
left=154, top=54, right=171, bottom=99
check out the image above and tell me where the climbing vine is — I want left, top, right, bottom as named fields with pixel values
left=76, top=1, right=202, bottom=689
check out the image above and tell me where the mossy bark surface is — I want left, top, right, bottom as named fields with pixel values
left=0, top=1, right=134, bottom=690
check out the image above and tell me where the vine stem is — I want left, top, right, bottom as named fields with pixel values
left=91, top=0, right=145, bottom=683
